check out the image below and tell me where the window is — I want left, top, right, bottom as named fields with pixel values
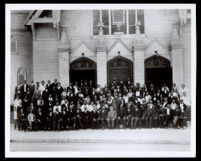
left=17, top=68, right=26, bottom=86
left=93, top=9, right=144, bottom=35
left=11, top=35, right=17, bottom=53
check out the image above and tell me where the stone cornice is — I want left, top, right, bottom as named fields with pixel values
left=96, top=46, right=107, bottom=52
left=57, top=45, right=70, bottom=53
left=171, top=42, right=183, bottom=50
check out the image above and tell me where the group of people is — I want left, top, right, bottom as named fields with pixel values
left=13, top=78, right=190, bottom=131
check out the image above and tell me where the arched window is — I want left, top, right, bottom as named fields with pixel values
left=11, top=35, right=17, bottom=53
left=17, top=68, right=26, bottom=85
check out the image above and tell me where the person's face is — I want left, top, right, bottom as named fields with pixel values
left=110, top=106, right=113, bottom=111
left=38, top=108, right=41, bottom=112
left=56, top=102, right=59, bottom=105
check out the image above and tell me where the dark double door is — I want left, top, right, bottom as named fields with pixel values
left=107, top=56, right=133, bottom=85
left=70, top=57, right=97, bottom=87
left=145, top=67, right=172, bottom=88
left=145, top=55, right=172, bottom=88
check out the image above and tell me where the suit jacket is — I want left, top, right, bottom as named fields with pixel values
left=69, top=109, right=77, bottom=118
left=107, top=110, right=117, bottom=120
left=133, top=108, right=142, bottom=118
left=99, top=109, right=108, bottom=120
left=36, top=112, right=44, bottom=122
left=61, top=111, right=69, bottom=121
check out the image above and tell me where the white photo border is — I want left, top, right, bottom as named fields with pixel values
left=5, top=3, right=196, bottom=158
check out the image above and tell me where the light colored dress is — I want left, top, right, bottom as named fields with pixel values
left=13, top=98, right=22, bottom=120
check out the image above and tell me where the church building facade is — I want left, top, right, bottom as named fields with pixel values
left=10, top=9, right=191, bottom=103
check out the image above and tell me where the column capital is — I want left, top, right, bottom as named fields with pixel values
left=96, top=45, right=107, bottom=53
left=133, top=36, right=145, bottom=52
left=171, top=42, right=183, bottom=50
left=57, top=45, right=71, bottom=53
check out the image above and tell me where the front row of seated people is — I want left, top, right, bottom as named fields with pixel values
left=15, top=97, right=188, bottom=131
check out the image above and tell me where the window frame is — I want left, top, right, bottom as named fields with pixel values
left=92, top=9, right=145, bottom=37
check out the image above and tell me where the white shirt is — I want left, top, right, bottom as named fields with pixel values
left=87, top=105, right=93, bottom=112
left=167, top=108, right=170, bottom=115
left=81, top=104, right=87, bottom=112
left=73, top=86, right=79, bottom=95
left=162, top=101, right=168, bottom=108
left=171, top=103, right=177, bottom=110
left=136, top=91, right=140, bottom=97
left=24, top=84, right=27, bottom=92
left=39, top=84, right=46, bottom=95
left=180, top=103, right=185, bottom=112
left=13, top=99, right=22, bottom=120
left=145, top=95, right=151, bottom=103
left=123, top=96, right=129, bottom=104
left=53, top=105, right=62, bottom=113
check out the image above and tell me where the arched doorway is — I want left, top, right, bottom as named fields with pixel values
left=107, top=56, right=133, bottom=85
left=145, top=55, right=172, bottom=88
left=70, top=57, right=97, bottom=87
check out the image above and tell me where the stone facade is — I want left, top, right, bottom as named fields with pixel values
left=10, top=9, right=192, bottom=104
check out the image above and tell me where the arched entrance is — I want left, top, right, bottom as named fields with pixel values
left=145, top=55, right=172, bottom=88
left=70, top=57, right=97, bottom=87
left=107, top=56, right=133, bottom=85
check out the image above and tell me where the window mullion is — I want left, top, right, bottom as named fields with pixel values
left=109, top=9, right=111, bottom=35
left=126, top=10, right=129, bottom=34
left=100, top=10, right=102, bottom=23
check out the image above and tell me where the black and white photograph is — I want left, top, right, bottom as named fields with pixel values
left=5, top=4, right=196, bottom=158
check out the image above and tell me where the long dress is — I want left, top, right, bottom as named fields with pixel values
left=179, top=87, right=190, bottom=106
left=13, top=98, right=22, bottom=120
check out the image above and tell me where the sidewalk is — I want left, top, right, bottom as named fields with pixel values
left=10, top=124, right=191, bottom=145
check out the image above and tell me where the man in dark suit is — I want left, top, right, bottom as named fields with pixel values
left=81, top=106, right=90, bottom=129
left=125, top=102, right=134, bottom=128
left=68, top=102, right=76, bottom=129
left=116, top=99, right=127, bottom=128
left=131, top=104, right=142, bottom=128
left=29, top=81, right=35, bottom=97
left=99, top=105, right=108, bottom=129
left=20, top=80, right=29, bottom=99
left=178, top=99, right=187, bottom=128
left=74, top=108, right=83, bottom=129
left=42, top=87, right=49, bottom=108
left=46, top=108, right=53, bottom=131
left=143, top=100, right=156, bottom=128
left=60, top=107, right=69, bottom=130
left=90, top=107, right=99, bottom=129
left=35, top=107, right=45, bottom=130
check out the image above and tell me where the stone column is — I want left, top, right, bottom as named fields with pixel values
left=133, top=37, right=145, bottom=86
left=171, top=42, right=184, bottom=88
left=57, top=46, right=70, bottom=88
left=96, top=46, right=107, bottom=87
